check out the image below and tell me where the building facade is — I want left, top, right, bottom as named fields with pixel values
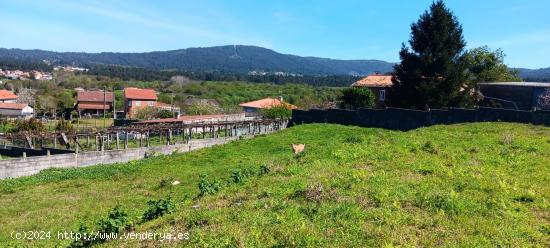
left=478, top=82, right=550, bottom=110
left=76, top=90, right=114, bottom=116
left=351, top=74, right=394, bottom=109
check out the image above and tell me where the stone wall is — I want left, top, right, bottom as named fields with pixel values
left=0, top=136, right=244, bottom=179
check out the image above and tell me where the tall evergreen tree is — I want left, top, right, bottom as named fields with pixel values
left=388, top=0, right=474, bottom=109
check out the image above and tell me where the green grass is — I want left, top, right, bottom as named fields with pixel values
left=0, top=123, right=549, bottom=247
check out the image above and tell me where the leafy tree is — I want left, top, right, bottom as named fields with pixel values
left=339, top=87, right=375, bottom=109
left=56, top=90, right=76, bottom=110
left=464, top=46, right=521, bottom=82
left=388, top=0, right=473, bottom=109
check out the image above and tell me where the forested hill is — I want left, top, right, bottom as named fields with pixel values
left=0, top=45, right=394, bottom=76
left=517, top=67, right=550, bottom=82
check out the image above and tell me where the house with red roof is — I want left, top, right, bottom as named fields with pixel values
left=351, top=74, right=395, bottom=108
left=0, top=102, right=33, bottom=119
left=239, top=97, right=297, bottom=116
left=123, top=87, right=180, bottom=118
left=0, top=90, right=18, bottom=103
left=76, top=90, right=114, bottom=116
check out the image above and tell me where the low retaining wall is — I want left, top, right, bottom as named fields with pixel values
left=0, top=136, right=244, bottom=179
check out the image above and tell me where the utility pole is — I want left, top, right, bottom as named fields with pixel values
left=103, top=86, right=106, bottom=128
left=112, top=88, right=116, bottom=120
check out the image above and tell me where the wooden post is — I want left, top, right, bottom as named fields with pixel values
left=139, top=132, right=142, bottom=147
left=167, top=129, right=172, bottom=145
left=116, top=132, right=120, bottom=150
left=124, top=131, right=128, bottom=150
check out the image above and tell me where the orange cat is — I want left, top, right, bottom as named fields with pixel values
left=291, top=144, right=305, bottom=154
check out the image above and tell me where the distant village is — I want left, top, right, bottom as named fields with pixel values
left=0, top=66, right=87, bottom=81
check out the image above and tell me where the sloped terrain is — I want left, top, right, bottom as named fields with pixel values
left=1, top=123, right=549, bottom=247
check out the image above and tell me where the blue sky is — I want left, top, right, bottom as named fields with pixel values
left=1, top=0, right=549, bottom=68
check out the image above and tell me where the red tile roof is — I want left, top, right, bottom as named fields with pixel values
left=352, top=75, right=394, bottom=87
left=0, top=90, right=18, bottom=100
left=77, top=91, right=114, bottom=102
left=77, top=103, right=111, bottom=110
left=239, top=98, right=298, bottom=109
left=123, top=87, right=157, bottom=100
left=136, top=114, right=241, bottom=124
left=0, top=102, right=28, bottom=110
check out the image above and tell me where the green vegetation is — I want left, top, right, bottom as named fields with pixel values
left=3, top=74, right=341, bottom=118
left=464, top=46, right=521, bottom=83
left=389, top=1, right=522, bottom=109
left=0, top=122, right=549, bottom=247
left=260, top=104, right=293, bottom=119
left=177, top=81, right=342, bottom=109
left=339, top=87, right=376, bottom=109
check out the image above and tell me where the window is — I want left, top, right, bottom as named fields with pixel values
left=148, top=101, right=154, bottom=106
left=379, top=89, right=386, bottom=101
left=135, top=101, right=141, bottom=107
left=128, top=100, right=132, bottom=106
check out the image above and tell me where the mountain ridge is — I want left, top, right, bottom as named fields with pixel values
left=0, top=45, right=395, bottom=76
left=1, top=45, right=549, bottom=80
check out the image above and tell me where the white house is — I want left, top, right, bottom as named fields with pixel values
left=0, top=102, right=34, bottom=119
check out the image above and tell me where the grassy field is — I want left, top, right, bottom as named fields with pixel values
left=0, top=123, right=549, bottom=247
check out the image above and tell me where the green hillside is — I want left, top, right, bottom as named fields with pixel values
left=1, top=123, right=549, bottom=247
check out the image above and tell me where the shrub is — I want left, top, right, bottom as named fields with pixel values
left=8, top=118, right=46, bottom=134
left=344, top=136, right=363, bottom=144
left=339, top=87, right=375, bottom=109
left=55, top=119, right=75, bottom=133
left=142, top=197, right=176, bottom=221
left=70, top=206, right=131, bottom=247
left=198, top=174, right=221, bottom=196
left=230, top=169, right=255, bottom=184
left=260, top=104, right=293, bottom=119
left=259, top=164, right=271, bottom=175
left=156, top=109, right=174, bottom=118
left=68, top=223, right=93, bottom=248
left=96, top=206, right=132, bottom=235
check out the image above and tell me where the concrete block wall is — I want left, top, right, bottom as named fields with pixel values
left=0, top=135, right=244, bottom=179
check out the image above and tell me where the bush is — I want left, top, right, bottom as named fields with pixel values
left=260, top=104, right=292, bottom=119
left=198, top=174, right=221, bottom=196
left=339, top=87, right=375, bottom=109
left=70, top=206, right=131, bottom=247
left=55, top=119, right=75, bottom=133
left=157, top=109, right=174, bottom=118
left=344, top=136, right=363, bottom=144
left=8, top=118, right=46, bottom=134
left=96, top=206, right=131, bottom=234
left=142, top=197, right=176, bottom=221
left=230, top=169, right=255, bottom=184
left=259, top=164, right=271, bottom=175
